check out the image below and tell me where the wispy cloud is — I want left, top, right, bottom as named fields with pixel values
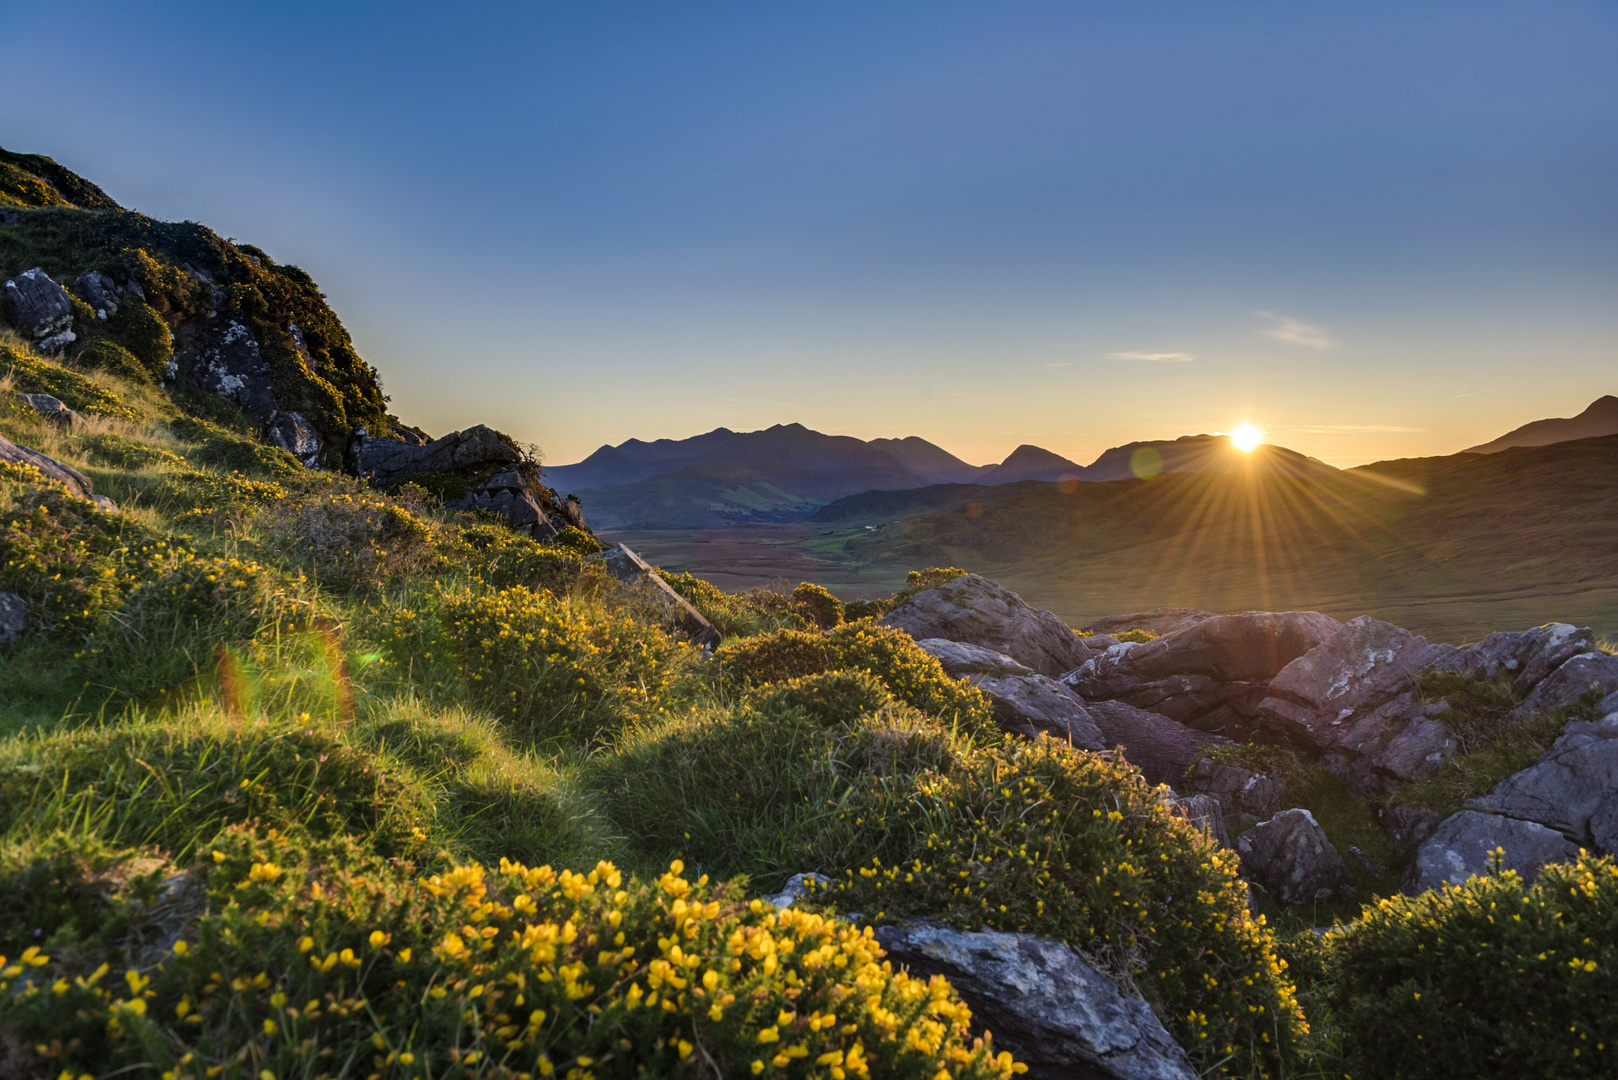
left=1452, top=384, right=1511, bottom=399
left=1043, top=361, right=1076, bottom=368
left=1107, top=351, right=1196, bottom=363
left=1289, top=424, right=1425, bottom=433
left=1255, top=311, right=1337, bottom=349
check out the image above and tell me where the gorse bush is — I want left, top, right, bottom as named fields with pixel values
left=660, top=571, right=805, bottom=638
left=257, top=489, right=437, bottom=591
left=717, top=621, right=994, bottom=738
left=452, top=523, right=591, bottom=596
left=822, top=737, right=1306, bottom=1079
left=442, top=586, right=693, bottom=742
left=0, top=342, right=143, bottom=420
left=1325, top=851, right=1618, bottom=1078
left=0, top=830, right=1026, bottom=1080
left=790, top=582, right=844, bottom=630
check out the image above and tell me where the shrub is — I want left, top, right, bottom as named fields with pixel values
left=1393, top=670, right=1571, bottom=817
left=1113, top=628, right=1158, bottom=644
left=442, top=586, right=692, bottom=742
left=0, top=717, right=432, bottom=862
left=1325, top=852, right=1618, bottom=1078
left=598, top=672, right=960, bottom=885
left=661, top=571, right=805, bottom=638
left=717, top=621, right=994, bottom=737
left=823, top=737, right=1306, bottom=1078
left=0, top=461, right=165, bottom=638
left=79, top=431, right=186, bottom=470
left=102, top=297, right=174, bottom=375
left=146, top=467, right=288, bottom=524
left=73, top=336, right=155, bottom=384
left=0, top=342, right=143, bottom=420
left=169, top=415, right=301, bottom=477
left=0, top=831, right=1026, bottom=1080
left=791, top=581, right=844, bottom=629
left=452, top=522, right=589, bottom=595
left=256, top=489, right=436, bottom=591
left=552, top=524, right=604, bottom=554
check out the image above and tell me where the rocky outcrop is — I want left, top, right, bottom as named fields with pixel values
left=0, top=591, right=26, bottom=645
left=880, top=574, right=1091, bottom=677
left=3, top=267, right=75, bottom=352
left=1450, top=623, right=1597, bottom=698
left=1467, top=714, right=1618, bottom=849
left=182, top=319, right=279, bottom=420
left=1235, top=809, right=1352, bottom=905
left=1086, top=701, right=1229, bottom=788
left=1065, top=612, right=1342, bottom=739
left=873, top=923, right=1198, bottom=1080
left=916, top=639, right=1105, bottom=749
left=592, top=544, right=721, bottom=649
left=1510, top=652, right=1618, bottom=721
left=350, top=424, right=564, bottom=538
left=1406, top=811, right=1578, bottom=892
left=268, top=411, right=320, bottom=467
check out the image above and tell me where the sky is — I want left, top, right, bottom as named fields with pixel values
left=4, top=1, right=1615, bottom=468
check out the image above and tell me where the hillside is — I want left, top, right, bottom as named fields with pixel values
left=832, top=434, right=1618, bottom=639
left=1464, top=393, right=1618, bottom=453
left=1083, top=433, right=1338, bottom=481
left=975, top=443, right=1085, bottom=483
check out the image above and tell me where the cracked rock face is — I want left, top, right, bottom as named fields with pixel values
left=268, top=411, right=321, bottom=467
left=1406, top=811, right=1578, bottom=892
left=1084, top=701, right=1229, bottom=788
left=1466, top=715, right=1618, bottom=849
left=1449, top=623, right=1597, bottom=698
left=184, top=320, right=278, bottom=421
left=1065, top=611, right=1341, bottom=739
left=873, top=923, right=1198, bottom=1080
left=73, top=269, right=122, bottom=320
left=880, top=574, right=1092, bottom=677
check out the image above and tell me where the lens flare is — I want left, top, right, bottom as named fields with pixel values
left=1231, top=424, right=1264, bottom=452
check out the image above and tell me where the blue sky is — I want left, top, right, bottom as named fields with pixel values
left=5, top=1, right=1615, bottom=466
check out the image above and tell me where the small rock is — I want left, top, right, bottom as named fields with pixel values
left=73, top=270, right=121, bottom=320
left=873, top=923, right=1198, bottom=1080
left=1406, top=810, right=1578, bottom=892
left=1236, top=809, right=1351, bottom=906
left=1187, top=759, right=1282, bottom=819
left=0, top=434, right=96, bottom=500
left=1511, top=652, right=1618, bottom=721
left=1449, top=623, right=1597, bottom=698
left=1174, top=793, right=1230, bottom=848
left=879, top=574, right=1093, bottom=676
left=268, top=411, right=321, bottom=467
left=3, top=267, right=74, bottom=340
left=0, top=591, right=27, bottom=645
left=16, top=392, right=80, bottom=426
left=766, top=872, right=831, bottom=910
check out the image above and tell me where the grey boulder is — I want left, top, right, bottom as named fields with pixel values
left=592, top=544, right=721, bottom=649
left=1174, top=793, right=1231, bottom=848
left=17, top=392, right=80, bottom=426
left=1065, top=611, right=1342, bottom=738
left=1235, top=809, right=1351, bottom=906
left=351, top=424, right=519, bottom=488
left=913, top=639, right=1104, bottom=748
left=1406, top=810, right=1578, bottom=892
left=1187, top=759, right=1282, bottom=821
left=1467, top=714, right=1618, bottom=847
left=268, top=411, right=321, bottom=467
left=0, top=591, right=26, bottom=645
left=874, top=923, right=1198, bottom=1080
left=879, top=574, right=1091, bottom=676
left=3, top=268, right=74, bottom=343
left=73, top=270, right=121, bottom=320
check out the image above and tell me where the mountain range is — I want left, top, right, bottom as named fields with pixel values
left=552, top=425, right=1341, bottom=528
left=1464, top=394, right=1618, bottom=454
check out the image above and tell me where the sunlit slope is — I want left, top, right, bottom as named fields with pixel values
left=836, top=434, right=1618, bottom=640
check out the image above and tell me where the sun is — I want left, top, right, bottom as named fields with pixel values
left=1231, top=423, right=1264, bottom=452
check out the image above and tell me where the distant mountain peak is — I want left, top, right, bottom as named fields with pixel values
left=1466, top=395, right=1618, bottom=454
